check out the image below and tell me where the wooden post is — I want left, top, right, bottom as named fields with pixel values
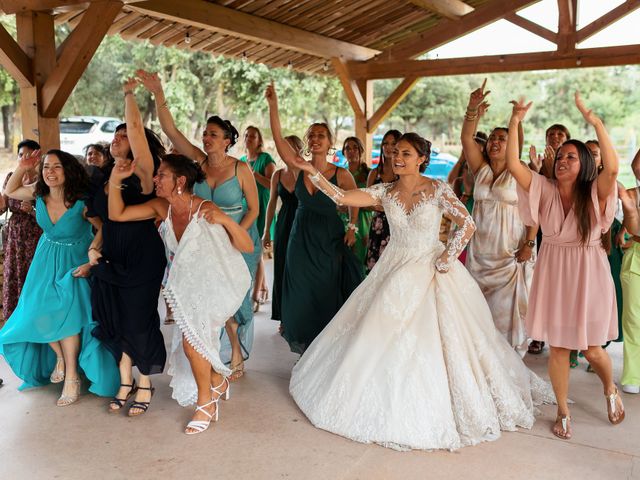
left=356, top=79, right=373, bottom=166
left=16, top=10, right=59, bottom=149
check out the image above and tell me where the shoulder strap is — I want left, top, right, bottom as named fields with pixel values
left=234, top=160, right=239, bottom=176
left=194, top=199, right=211, bottom=217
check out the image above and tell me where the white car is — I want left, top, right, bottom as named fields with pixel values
left=59, top=116, right=121, bottom=157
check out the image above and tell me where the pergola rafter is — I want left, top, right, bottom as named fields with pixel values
left=0, top=0, right=638, bottom=157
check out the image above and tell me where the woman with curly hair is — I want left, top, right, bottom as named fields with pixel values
left=136, top=70, right=261, bottom=381
left=1, top=139, right=43, bottom=324
left=0, top=149, right=118, bottom=405
left=108, top=154, right=253, bottom=434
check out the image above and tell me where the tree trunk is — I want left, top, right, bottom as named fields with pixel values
left=2, top=104, right=14, bottom=149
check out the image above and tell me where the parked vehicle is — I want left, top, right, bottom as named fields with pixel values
left=332, top=134, right=457, bottom=181
left=59, top=116, right=121, bottom=156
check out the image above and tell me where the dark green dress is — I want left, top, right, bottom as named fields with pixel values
left=608, top=218, right=624, bottom=342
left=281, top=172, right=364, bottom=353
left=241, top=152, right=275, bottom=236
left=271, top=174, right=298, bottom=321
left=339, top=164, right=372, bottom=264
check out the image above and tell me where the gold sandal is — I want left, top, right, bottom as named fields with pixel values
left=606, top=388, right=625, bottom=425
left=229, top=361, right=245, bottom=382
left=50, top=356, right=65, bottom=384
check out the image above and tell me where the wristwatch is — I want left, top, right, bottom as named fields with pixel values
left=524, top=240, right=535, bottom=248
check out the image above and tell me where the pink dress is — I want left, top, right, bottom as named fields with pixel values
left=517, top=172, right=617, bottom=350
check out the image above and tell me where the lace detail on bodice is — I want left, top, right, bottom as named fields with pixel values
left=360, top=181, right=475, bottom=271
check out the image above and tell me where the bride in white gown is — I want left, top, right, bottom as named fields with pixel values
left=275, top=120, right=555, bottom=450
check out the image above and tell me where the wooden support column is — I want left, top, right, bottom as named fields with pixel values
left=356, top=79, right=373, bottom=165
left=5, top=2, right=122, bottom=150
left=557, top=0, right=578, bottom=54
left=16, top=10, right=59, bottom=149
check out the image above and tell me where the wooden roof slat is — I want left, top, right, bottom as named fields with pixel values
left=119, top=16, right=156, bottom=39
left=130, top=0, right=378, bottom=60
left=136, top=19, right=174, bottom=40
left=107, top=10, right=142, bottom=35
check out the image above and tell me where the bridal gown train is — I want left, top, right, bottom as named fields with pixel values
left=289, top=180, right=554, bottom=451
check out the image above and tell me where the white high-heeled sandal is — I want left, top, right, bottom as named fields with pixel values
left=211, top=376, right=230, bottom=402
left=50, top=357, right=65, bottom=384
left=184, top=399, right=218, bottom=435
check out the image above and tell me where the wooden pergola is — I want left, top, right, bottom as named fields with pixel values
left=1, top=0, right=639, bottom=158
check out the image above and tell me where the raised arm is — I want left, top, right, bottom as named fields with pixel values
left=3, top=149, right=39, bottom=201
left=506, top=99, right=534, bottom=191
left=575, top=93, right=619, bottom=202
left=265, top=82, right=308, bottom=174
left=435, top=181, right=476, bottom=273
left=262, top=170, right=280, bottom=246
left=136, top=69, right=206, bottom=164
left=461, top=79, right=490, bottom=175
left=108, top=161, right=167, bottom=222
left=123, top=79, right=155, bottom=194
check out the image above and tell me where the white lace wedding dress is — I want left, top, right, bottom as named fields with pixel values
left=289, top=180, right=554, bottom=451
left=161, top=203, right=251, bottom=406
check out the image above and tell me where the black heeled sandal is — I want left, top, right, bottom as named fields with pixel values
left=108, top=380, right=137, bottom=413
left=128, top=385, right=155, bottom=417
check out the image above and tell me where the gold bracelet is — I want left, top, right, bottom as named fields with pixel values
left=124, top=90, right=134, bottom=96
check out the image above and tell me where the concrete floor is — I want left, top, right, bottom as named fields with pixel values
left=1, top=263, right=639, bottom=480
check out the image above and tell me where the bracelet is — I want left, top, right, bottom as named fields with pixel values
left=309, top=169, right=321, bottom=181
left=347, top=223, right=359, bottom=234
left=88, top=247, right=100, bottom=253
left=109, top=181, right=124, bottom=190
left=524, top=240, right=535, bottom=248
left=158, top=101, right=168, bottom=109
left=124, top=90, right=134, bottom=96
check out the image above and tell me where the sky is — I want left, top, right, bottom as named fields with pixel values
left=428, top=0, right=640, bottom=59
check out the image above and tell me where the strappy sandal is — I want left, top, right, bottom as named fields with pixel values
left=128, top=385, right=155, bottom=417
left=108, top=380, right=137, bottom=413
left=211, top=376, right=231, bottom=402
left=185, top=399, right=218, bottom=435
left=50, top=357, right=65, bottom=384
left=56, top=378, right=81, bottom=407
left=606, top=387, right=625, bottom=425
left=258, top=288, right=269, bottom=304
left=569, top=350, right=579, bottom=369
left=552, top=414, right=572, bottom=440
left=229, top=361, right=245, bottom=382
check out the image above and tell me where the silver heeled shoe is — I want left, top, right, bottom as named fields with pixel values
left=50, top=357, right=65, bottom=384
left=56, top=378, right=81, bottom=407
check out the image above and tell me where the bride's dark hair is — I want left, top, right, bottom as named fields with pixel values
left=162, top=154, right=206, bottom=192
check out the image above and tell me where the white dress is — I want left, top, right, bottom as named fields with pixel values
left=161, top=202, right=251, bottom=406
left=289, top=181, right=554, bottom=451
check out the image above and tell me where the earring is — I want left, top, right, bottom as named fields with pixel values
left=328, top=147, right=336, bottom=156
left=303, top=147, right=311, bottom=157
left=177, top=187, right=182, bottom=195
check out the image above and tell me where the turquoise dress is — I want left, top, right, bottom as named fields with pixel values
left=193, top=162, right=262, bottom=363
left=0, top=197, right=119, bottom=396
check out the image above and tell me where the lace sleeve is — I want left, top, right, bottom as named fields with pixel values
left=435, top=181, right=476, bottom=272
left=308, top=170, right=384, bottom=206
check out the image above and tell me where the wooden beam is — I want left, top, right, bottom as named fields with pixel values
left=576, top=0, right=640, bottom=43
left=1, top=0, right=142, bottom=13
left=557, top=0, right=577, bottom=54
left=368, top=77, right=419, bottom=133
left=408, top=0, right=473, bottom=20
left=130, top=0, right=379, bottom=61
left=16, top=10, right=59, bottom=149
left=354, top=79, right=373, bottom=165
left=41, top=0, right=123, bottom=117
left=347, top=44, right=640, bottom=80
left=374, top=0, right=539, bottom=61
left=0, top=23, right=33, bottom=87
left=332, top=57, right=364, bottom=119
left=504, top=13, right=557, bottom=44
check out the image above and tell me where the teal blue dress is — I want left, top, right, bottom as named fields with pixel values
left=0, top=197, right=119, bottom=396
left=193, top=162, right=262, bottom=363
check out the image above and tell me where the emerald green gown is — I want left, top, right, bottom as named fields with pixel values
left=281, top=172, right=364, bottom=353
